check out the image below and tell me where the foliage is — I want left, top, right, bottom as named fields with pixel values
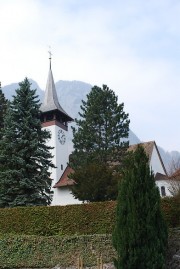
left=70, top=85, right=130, bottom=201
left=70, top=163, right=120, bottom=202
left=0, top=201, right=116, bottom=236
left=168, top=158, right=180, bottom=197
left=168, top=157, right=180, bottom=176
left=0, top=82, right=8, bottom=139
left=0, top=234, right=115, bottom=268
left=71, top=85, right=130, bottom=166
left=168, top=170, right=180, bottom=197
left=161, top=196, right=180, bottom=228
left=113, top=146, right=168, bottom=269
left=0, top=199, right=178, bottom=237
left=0, top=78, right=55, bottom=207
left=168, top=180, right=180, bottom=198
left=0, top=230, right=179, bottom=269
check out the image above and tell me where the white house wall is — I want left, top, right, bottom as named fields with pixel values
left=156, top=180, right=172, bottom=197
left=150, top=146, right=165, bottom=175
left=149, top=145, right=172, bottom=197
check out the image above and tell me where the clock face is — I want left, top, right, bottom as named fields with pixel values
left=58, top=129, right=66, bottom=145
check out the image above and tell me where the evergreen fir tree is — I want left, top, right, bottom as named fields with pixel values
left=113, top=146, right=168, bottom=269
left=0, top=82, right=8, bottom=138
left=70, top=85, right=129, bottom=201
left=71, top=85, right=130, bottom=166
left=0, top=78, right=55, bottom=207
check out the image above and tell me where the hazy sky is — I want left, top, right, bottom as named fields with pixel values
left=0, top=0, right=180, bottom=152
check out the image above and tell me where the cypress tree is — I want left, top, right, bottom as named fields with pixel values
left=0, top=78, right=55, bottom=207
left=113, top=146, right=168, bottom=269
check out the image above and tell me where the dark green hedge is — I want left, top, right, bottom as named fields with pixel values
left=0, top=198, right=179, bottom=236
left=0, top=201, right=115, bottom=236
left=0, top=229, right=179, bottom=268
left=0, top=234, right=114, bottom=268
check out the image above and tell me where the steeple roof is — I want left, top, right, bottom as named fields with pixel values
left=40, top=63, right=73, bottom=121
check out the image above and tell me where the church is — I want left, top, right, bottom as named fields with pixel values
left=40, top=57, right=81, bottom=205
left=40, top=58, right=172, bottom=206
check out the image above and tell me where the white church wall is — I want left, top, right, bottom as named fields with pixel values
left=55, top=125, right=69, bottom=183
left=42, top=124, right=76, bottom=206
left=42, top=124, right=57, bottom=183
left=52, top=187, right=82, bottom=206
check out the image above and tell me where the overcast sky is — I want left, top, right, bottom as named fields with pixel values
left=0, top=0, right=180, bottom=152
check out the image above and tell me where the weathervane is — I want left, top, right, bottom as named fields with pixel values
left=48, top=46, right=52, bottom=69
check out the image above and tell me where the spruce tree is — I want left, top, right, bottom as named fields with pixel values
left=113, top=146, right=168, bottom=269
left=0, top=78, right=55, bottom=207
left=0, top=82, right=8, bottom=138
left=70, top=85, right=130, bottom=201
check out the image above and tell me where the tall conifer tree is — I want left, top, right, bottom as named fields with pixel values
left=0, top=78, right=55, bottom=207
left=0, top=82, right=8, bottom=138
left=71, top=85, right=130, bottom=166
left=70, top=85, right=130, bottom=201
left=113, top=146, right=168, bottom=269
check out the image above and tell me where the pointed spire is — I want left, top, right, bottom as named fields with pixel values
left=48, top=48, right=52, bottom=70
left=40, top=54, right=73, bottom=122
left=41, top=67, right=62, bottom=112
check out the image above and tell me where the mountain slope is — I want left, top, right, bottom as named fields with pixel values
left=2, top=79, right=44, bottom=101
left=55, top=80, right=141, bottom=152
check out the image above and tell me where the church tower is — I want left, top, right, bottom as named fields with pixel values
left=40, top=55, right=73, bottom=205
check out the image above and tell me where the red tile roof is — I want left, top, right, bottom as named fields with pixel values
left=53, top=166, right=75, bottom=188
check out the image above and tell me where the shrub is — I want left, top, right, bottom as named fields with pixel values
left=0, top=198, right=178, bottom=236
